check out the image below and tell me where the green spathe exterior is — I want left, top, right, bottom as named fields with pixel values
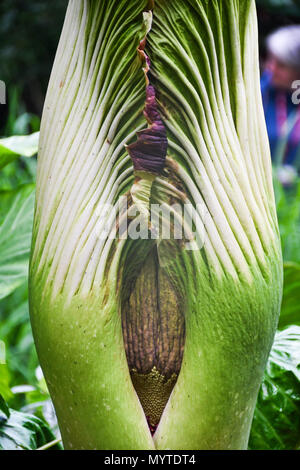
left=29, top=0, right=283, bottom=450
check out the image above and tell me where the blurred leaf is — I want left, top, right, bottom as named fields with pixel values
left=1, top=86, right=22, bottom=138
left=11, top=383, right=48, bottom=407
left=0, top=132, right=39, bottom=170
left=279, top=262, right=300, bottom=329
left=0, top=146, right=17, bottom=171
left=0, top=283, right=39, bottom=387
left=11, top=385, right=36, bottom=394
left=25, top=406, right=60, bottom=445
left=269, top=326, right=300, bottom=380
left=0, top=406, right=61, bottom=450
left=0, top=364, right=12, bottom=402
left=274, top=176, right=300, bottom=263
left=0, top=184, right=35, bottom=300
left=0, top=340, right=5, bottom=364
left=249, top=326, right=300, bottom=450
left=0, top=394, right=10, bottom=423
left=12, top=114, right=40, bottom=135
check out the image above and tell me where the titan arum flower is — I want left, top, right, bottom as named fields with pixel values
left=29, top=0, right=283, bottom=450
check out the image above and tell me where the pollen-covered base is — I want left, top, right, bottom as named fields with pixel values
left=131, top=367, right=178, bottom=432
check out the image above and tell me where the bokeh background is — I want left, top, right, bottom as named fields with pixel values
left=0, top=0, right=299, bottom=451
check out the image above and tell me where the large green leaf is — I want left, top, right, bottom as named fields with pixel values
left=0, top=184, right=35, bottom=300
left=0, top=281, right=39, bottom=387
left=0, top=133, right=39, bottom=170
left=279, top=262, right=300, bottom=330
left=249, top=326, right=300, bottom=450
left=0, top=405, right=60, bottom=450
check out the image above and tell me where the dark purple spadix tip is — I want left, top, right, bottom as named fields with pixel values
left=127, top=85, right=167, bottom=174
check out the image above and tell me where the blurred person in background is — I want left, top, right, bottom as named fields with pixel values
left=261, top=25, right=300, bottom=186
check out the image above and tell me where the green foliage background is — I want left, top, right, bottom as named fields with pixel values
left=0, top=0, right=299, bottom=451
